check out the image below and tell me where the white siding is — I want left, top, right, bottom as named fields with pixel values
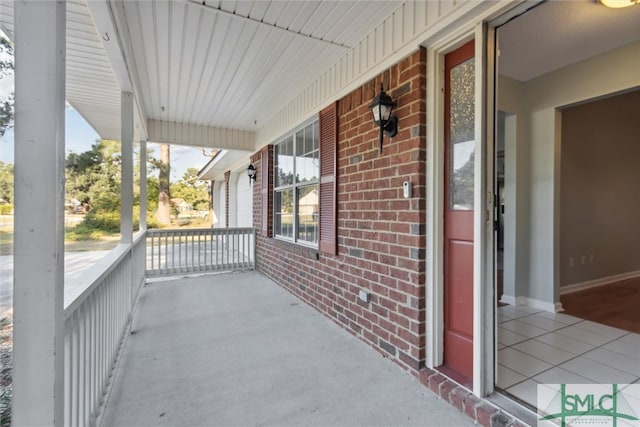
left=235, top=173, right=253, bottom=228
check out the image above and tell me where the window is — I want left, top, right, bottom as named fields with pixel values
left=274, top=121, right=319, bottom=245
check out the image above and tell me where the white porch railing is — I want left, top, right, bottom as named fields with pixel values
left=146, top=227, right=255, bottom=276
left=61, top=227, right=254, bottom=426
left=63, top=232, right=146, bottom=427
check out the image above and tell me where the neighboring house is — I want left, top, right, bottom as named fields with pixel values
left=170, top=197, right=195, bottom=218
left=64, top=199, right=82, bottom=213
left=170, top=198, right=191, bottom=212
left=6, top=1, right=640, bottom=426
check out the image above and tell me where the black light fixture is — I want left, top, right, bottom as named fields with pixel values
left=369, top=83, right=398, bottom=154
left=247, top=164, right=257, bottom=184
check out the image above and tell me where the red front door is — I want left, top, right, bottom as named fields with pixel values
left=443, top=40, right=475, bottom=386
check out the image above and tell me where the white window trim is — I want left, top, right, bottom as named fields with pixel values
left=273, top=119, right=320, bottom=247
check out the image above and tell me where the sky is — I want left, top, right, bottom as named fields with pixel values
left=0, top=107, right=211, bottom=181
left=0, top=29, right=210, bottom=181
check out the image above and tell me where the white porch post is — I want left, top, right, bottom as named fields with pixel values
left=139, top=140, right=147, bottom=231
left=121, top=92, right=134, bottom=243
left=12, top=1, right=66, bottom=425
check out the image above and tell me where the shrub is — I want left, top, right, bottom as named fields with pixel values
left=0, top=387, right=10, bottom=427
left=81, top=210, right=120, bottom=233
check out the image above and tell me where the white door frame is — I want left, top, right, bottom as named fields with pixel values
left=425, top=26, right=492, bottom=394
left=424, top=2, right=529, bottom=397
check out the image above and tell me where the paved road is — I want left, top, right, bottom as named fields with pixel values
left=0, top=251, right=110, bottom=319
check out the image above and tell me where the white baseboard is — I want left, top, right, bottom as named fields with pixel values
left=517, top=296, right=563, bottom=313
left=499, top=295, right=563, bottom=313
left=560, top=270, right=640, bottom=295
left=499, top=295, right=516, bottom=306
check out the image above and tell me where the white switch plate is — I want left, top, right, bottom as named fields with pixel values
left=358, top=289, right=370, bottom=303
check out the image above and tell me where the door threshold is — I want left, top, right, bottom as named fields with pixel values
left=487, top=389, right=538, bottom=427
left=435, top=365, right=473, bottom=391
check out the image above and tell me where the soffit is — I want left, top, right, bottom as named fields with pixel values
left=0, top=0, right=123, bottom=141
left=197, top=149, right=248, bottom=180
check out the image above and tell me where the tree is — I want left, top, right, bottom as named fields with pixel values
left=66, top=140, right=122, bottom=231
left=170, top=167, right=209, bottom=211
left=0, top=35, right=14, bottom=137
left=66, top=141, right=105, bottom=209
left=148, top=143, right=171, bottom=225
left=0, top=161, right=12, bottom=204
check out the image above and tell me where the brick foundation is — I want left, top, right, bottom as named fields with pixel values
left=418, top=368, right=530, bottom=427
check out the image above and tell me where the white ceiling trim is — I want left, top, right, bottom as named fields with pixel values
left=147, top=119, right=255, bottom=152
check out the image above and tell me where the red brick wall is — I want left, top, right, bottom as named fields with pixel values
left=251, top=145, right=273, bottom=237
left=253, top=48, right=427, bottom=374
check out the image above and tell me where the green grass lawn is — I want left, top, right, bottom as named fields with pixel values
left=0, top=214, right=214, bottom=255
left=1, top=225, right=120, bottom=255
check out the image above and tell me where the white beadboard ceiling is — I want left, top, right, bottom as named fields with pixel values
left=1, top=0, right=123, bottom=140
left=0, top=0, right=402, bottom=142
left=1, top=0, right=639, bottom=146
left=119, top=0, right=400, bottom=131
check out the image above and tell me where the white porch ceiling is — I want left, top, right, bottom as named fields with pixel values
left=120, top=0, right=399, bottom=131
left=2, top=0, right=639, bottom=148
left=1, top=0, right=123, bottom=141
left=1, top=0, right=401, bottom=145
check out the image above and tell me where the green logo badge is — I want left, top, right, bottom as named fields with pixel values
left=538, top=384, right=640, bottom=427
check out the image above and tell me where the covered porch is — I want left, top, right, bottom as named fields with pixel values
left=5, top=0, right=463, bottom=423
left=7, top=0, right=639, bottom=425
left=99, top=271, right=474, bottom=426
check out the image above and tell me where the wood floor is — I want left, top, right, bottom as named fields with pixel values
left=560, top=277, right=640, bottom=334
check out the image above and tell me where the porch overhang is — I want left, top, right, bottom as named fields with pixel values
left=197, top=149, right=249, bottom=181
left=146, top=119, right=255, bottom=151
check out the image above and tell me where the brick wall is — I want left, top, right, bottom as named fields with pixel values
left=251, top=145, right=273, bottom=237
left=253, top=48, right=427, bottom=374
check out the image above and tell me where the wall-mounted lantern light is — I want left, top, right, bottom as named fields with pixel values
left=369, top=83, right=398, bottom=154
left=247, top=164, right=257, bottom=184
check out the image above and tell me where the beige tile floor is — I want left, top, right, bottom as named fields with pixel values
left=497, top=305, right=640, bottom=408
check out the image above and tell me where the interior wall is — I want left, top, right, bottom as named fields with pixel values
left=560, top=90, right=640, bottom=286
left=497, top=41, right=640, bottom=308
left=497, top=76, right=531, bottom=305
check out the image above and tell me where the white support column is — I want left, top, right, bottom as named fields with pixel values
left=139, top=140, right=147, bottom=231
left=121, top=92, right=134, bottom=243
left=13, top=1, right=66, bottom=425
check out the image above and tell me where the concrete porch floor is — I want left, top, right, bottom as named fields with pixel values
left=100, top=271, right=475, bottom=426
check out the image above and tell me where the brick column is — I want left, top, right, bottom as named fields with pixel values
left=224, top=171, right=231, bottom=228
left=209, top=180, right=215, bottom=227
